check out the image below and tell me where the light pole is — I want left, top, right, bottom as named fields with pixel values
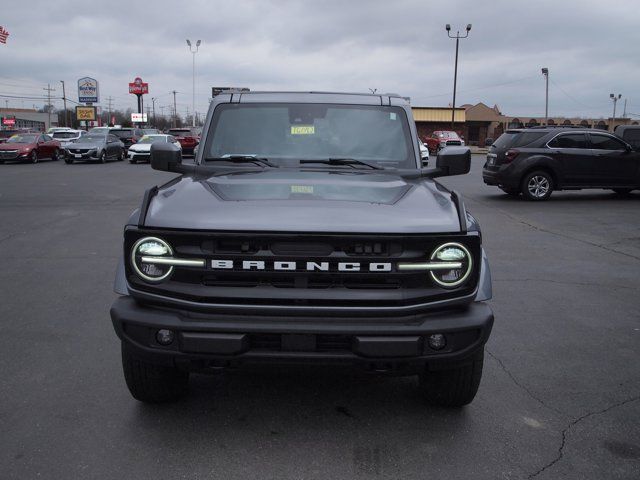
left=610, top=93, right=621, bottom=131
left=186, top=39, right=201, bottom=128
left=541, top=68, right=549, bottom=125
left=446, top=23, right=471, bottom=131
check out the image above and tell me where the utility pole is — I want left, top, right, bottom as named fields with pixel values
left=610, top=93, right=622, bottom=131
left=172, top=90, right=178, bottom=128
left=60, top=80, right=67, bottom=127
left=106, top=96, right=114, bottom=126
left=151, top=97, right=157, bottom=127
left=43, top=83, right=56, bottom=129
left=541, top=68, right=549, bottom=125
left=622, top=98, right=627, bottom=118
left=446, top=24, right=472, bottom=131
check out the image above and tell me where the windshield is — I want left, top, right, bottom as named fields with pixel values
left=7, top=134, right=37, bottom=143
left=89, top=127, right=109, bottom=134
left=76, top=135, right=104, bottom=144
left=111, top=130, right=133, bottom=138
left=143, top=129, right=160, bottom=134
left=137, top=135, right=167, bottom=144
left=168, top=129, right=191, bottom=136
left=203, top=103, right=415, bottom=168
left=52, top=132, right=79, bottom=139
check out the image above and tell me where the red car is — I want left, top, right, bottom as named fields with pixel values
left=167, top=128, right=200, bottom=155
left=424, top=131, right=465, bottom=154
left=0, top=132, right=62, bottom=164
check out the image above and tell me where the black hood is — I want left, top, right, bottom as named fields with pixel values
left=144, top=169, right=461, bottom=234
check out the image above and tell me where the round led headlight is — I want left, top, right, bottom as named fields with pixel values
left=130, top=237, right=174, bottom=282
left=429, top=242, right=472, bottom=288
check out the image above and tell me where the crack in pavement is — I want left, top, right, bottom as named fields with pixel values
left=462, top=193, right=640, bottom=262
left=527, top=395, right=640, bottom=479
left=486, top=349, right=566, bottom=416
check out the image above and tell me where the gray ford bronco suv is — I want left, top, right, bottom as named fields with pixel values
left=110, top=91, right=494, bottom=407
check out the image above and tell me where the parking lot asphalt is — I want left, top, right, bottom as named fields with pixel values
left=0, top=155, right=638, bottom=480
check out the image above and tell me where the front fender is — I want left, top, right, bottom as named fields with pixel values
left=474, top=248, right=492, bottom=302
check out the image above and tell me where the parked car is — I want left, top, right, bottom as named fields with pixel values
left=425, top=131, right=465, bottom=154
left=128, top=134, right=181, bottom=163
left=142, top=128, right=160, bottom=135
left=46, top=127, right=74, bottom=135
left=110, top=128, right=144, bottom=150
left=482, top=127, right=639, bottom=200
left=0, top=133, right=61, bottom=163
left=110, top=91, right=493, bottom=407
left=167, top=127, right=199, bottom=155
left=419, top=139, right=429, bottom=164
left=50, top=129, right=87, bottom=149
left=64, top=133, right=125, bottom=164
left=614, top=125, right=640, bottom=152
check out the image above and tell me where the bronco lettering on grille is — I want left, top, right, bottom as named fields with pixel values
left=210, top=260, right=392, bottom=272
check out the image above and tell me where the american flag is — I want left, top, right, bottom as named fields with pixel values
left=0, top=26, right=9, bottom=44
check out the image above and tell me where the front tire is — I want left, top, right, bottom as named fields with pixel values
left=419, top=350, right=484, bottom=407
left=119, top=150, right=125, bottom=161
left=31, top=150, right=38, bottom=164
left=51, top=149, right=59, bottom=161
left=98, top=150, right=106, bottom=163
left=121, top=345, right=189, bottom=403
left=522, top=170, right=554, bottom=201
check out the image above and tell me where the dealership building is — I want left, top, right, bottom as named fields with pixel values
left=412, top=102, right=638, bottom=146
left=0, top=108, right=55, bottom=131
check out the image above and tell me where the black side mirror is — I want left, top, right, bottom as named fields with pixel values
left=429, top=146, right=471, bottom=177
left=151, top=142, right=183, bottom=172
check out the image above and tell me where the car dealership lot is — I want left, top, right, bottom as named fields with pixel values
left=0, top=156, right=638, bottom=479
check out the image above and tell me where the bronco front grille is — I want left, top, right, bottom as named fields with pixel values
left=125, top=229, right=480, bottom=309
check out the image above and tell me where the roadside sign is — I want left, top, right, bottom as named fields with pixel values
left=78, top=77, right=99, bottom=103
left=131, top=113, right=148, bottom=123
left=76, top=106, right=97, bottom=122
left=2, top=116, right=16, bottom=126
left=129, top=77, right=149, bottom=95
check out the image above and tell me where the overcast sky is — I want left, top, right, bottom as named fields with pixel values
left=2, top=0, right=639, bottom=120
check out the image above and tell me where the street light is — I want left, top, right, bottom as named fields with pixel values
left=186, top=39, right=201, bottom=128
left=541, top=68, right=549, bottom=125
left=610, top=93, right=622, bottom=131
left=446, top=23, right=472, bottom=130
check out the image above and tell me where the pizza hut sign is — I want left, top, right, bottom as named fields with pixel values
left=129, top=77, right=149, bottom=95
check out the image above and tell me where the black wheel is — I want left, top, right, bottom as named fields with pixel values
left=51, top=149, right=59, bottom=161
left=500, top=187, right=520, bottom=197
left=119, top=149, right=125, bottom=161
left=521, top=170, right=554, bottom=201
left=612, top=188, right=633, bottom=195
left=419, top=350, right=484, bottom=407
left=98, top=150, right=106, bottom=163
left=121, top=344, right=189, bottom=403
left=64, top=157, right=74, bottom=164
left=31, top=150, right=38, bottom=164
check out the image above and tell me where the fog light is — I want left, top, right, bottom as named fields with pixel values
left=427, top=334, right=446, bottom=350
left=156, top=329, right=174, bottom=346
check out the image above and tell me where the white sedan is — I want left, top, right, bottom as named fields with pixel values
left=128, top=135, right=181, bottom=164
left=419, top=139, right=429, bottom=165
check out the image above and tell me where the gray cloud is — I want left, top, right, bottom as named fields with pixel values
left=2, top=0, right=639, bottom=119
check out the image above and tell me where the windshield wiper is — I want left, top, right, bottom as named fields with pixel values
left=204, top=155, right=278, bottom=168
left=300, top=158, right=383, bottom=170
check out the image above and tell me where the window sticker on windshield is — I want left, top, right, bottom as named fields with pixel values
left=291, top=185, right=314, bottom=194
left=390, top=112, right=397, bottom=120
left=290, top=125, right=315, bottom=135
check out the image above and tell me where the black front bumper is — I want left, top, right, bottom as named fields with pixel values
left=111, top=296, right=494, bottom=374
